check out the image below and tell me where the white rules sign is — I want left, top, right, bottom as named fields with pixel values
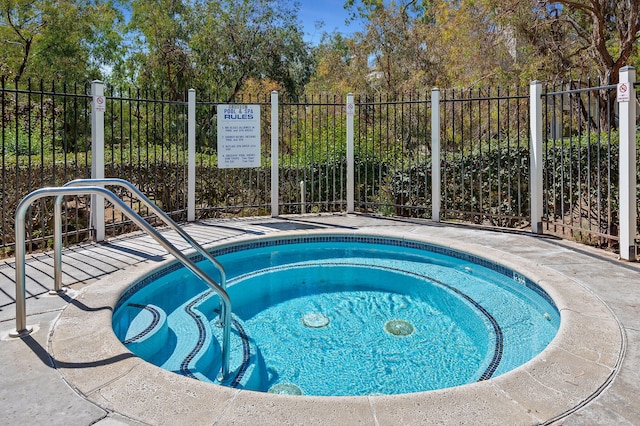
left=217, top=105, right=261, bottom=168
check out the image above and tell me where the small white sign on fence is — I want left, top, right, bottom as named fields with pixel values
left=346, top=101, right=355, bottom=116
left=217, top=105, right=261, bottom=168
left=617, top=82, right=631, bottom=102
left=93, top=95, right=106, bottom=112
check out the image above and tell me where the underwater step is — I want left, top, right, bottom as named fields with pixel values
left=152, top=291, right=224, bottom=380
left=114, top=303, right=169, bottom=360
left=209, top=313, right=266, bottom=390
left=113, top=289, right=267, bottom=389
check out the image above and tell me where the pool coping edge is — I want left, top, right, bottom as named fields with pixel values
left=49, top=228, right=624, bottom=425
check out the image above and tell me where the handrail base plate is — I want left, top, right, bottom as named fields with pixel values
left=9, top=326, right=34, bottom=338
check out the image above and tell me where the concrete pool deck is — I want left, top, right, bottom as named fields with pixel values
left=0, top=214, right=638, bottom=425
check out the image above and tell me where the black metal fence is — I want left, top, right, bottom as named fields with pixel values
left=541, top=79, right=621, bottom=248
left=1, top=78, right=92, bottom=256
left=103, top=87, right=190, bottom=235
left=440, top=87, right=530, bottom=227
left=354, top=92, right=433, bottom=218
left=1, top=77, right=638, bottom=257
left=278, top=94, right=347, bottom=214
left=193, top=93, right=347, bottom=218
left=194, top=94, right=273, bottom=218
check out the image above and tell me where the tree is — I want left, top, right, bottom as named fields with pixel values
left=125, top=0, right=194, bottom=99
left=426, top=0, right=514, bottom=87
left=0, top=0, right=124, bottom=83
left=544, top=0, right=640, bottom=85
left=319, top=0, right=442, bottom=94
left=190, top=0, right=313, bottom=101
left=340, top=0, right=639, bottom=93
left=539, top=1, right=640, bottom=129
left=306, top=32, right=370, bottom=94
left=345, top=0, right=435, bottom=23
left=122, top=0, right=313, bottom=100
left=336, top=1, right=540, bottom=91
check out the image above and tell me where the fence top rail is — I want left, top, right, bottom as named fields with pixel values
left=543, top=84, right=617, bottom=97
left=357, top=99, right=432, bottom=106
left=196, top=100, right=349, bottom=107
left=0, top=87, right=193, bottom=104
left=441, top=94, right=528, bottom=102
left=0, top=86, right=92, bottom=98
left=196, top=100, right=272, bottom=107
left=106, top=95, right=188, bottom=105
left=280, top=101, right=345, bottom=107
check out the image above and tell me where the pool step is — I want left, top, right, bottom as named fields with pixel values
left=114, top=294, right=267, bottom=390
left=199, top=296, right=266, bottom=389
left=113, top=303, right=169, bottom=361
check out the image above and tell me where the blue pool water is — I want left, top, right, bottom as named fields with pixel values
left=113, top=235, right=559, bottom=396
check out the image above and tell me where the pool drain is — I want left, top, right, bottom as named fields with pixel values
left=384, top=319, right=414, bottom=337
left=302, top=312, right=330, bottom=328
left=268, top=383, right=303, bottom=395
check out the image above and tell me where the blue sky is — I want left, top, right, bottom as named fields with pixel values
left=297, top=0, right=363, bottom=44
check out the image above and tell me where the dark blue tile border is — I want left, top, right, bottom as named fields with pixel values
left=115, top=261, right=185, bottom=312
left=230, top=317, right=251, bottom=388
left=123, top=303, right=162, bottom=345
left=180, top=291, right=214, bottom=379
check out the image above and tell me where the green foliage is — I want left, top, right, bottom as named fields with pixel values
left=369, top=164, right=432, bottom=218
left=191, top=0, right=313, bottom=100
left=117, top=0, right=313, bottom=100
left=441, top=145, right=530, bottom=226
left=286, top=117, right=348, bottom=165
left=543, top=132, right=622, bottom=233
left=0, top=0, right=124, bottom=82
left=2, top=123, right=51, bottom=156
left=313, top=2, right=442, bottom=94
left=2, top=0, right=636, bottom=99
left=123, top=0, right=193, bottom=98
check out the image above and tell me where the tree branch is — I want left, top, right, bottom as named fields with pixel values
left=546, top=0, right=596, bottom=15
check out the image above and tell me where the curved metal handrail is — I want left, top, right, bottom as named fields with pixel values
left=53, top=178, right=228, bottom=324
left=13, top=186, right=232, bottom=380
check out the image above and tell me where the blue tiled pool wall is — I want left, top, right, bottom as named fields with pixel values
left=115, top=234, right=559, bottom=316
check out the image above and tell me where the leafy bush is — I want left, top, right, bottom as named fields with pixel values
left=2, top=124, right=52, bottom=156
left=440, top=146, right=530, bottom=226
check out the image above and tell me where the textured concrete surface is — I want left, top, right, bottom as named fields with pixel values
left=0, top=214, right=638, bottom=425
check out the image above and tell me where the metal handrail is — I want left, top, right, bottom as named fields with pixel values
left=53, top=178, right=228, bottom=324
left=12, top=186, right=232, bottom=381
